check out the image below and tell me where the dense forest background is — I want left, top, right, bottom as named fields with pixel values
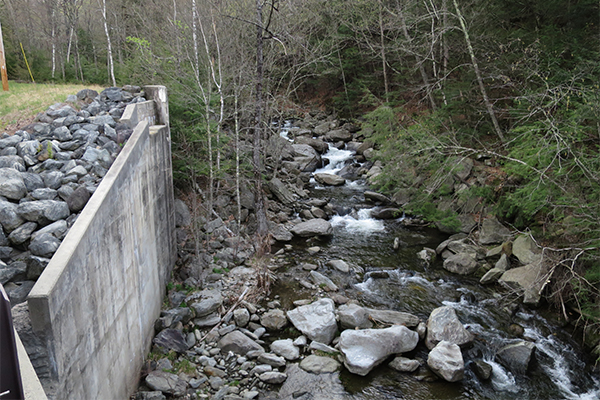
left=1, top=0, right=599, bottom=328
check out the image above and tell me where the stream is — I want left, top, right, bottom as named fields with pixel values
left=274, top=127, right=600, bottom=400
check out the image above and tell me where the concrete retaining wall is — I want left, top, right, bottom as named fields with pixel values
left=27, top=85, right=176, bottom=399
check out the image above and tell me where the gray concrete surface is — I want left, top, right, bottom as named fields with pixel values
left=26, top=86, right=176, bottom=400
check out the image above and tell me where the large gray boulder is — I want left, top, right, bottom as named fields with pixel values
left=270, top=224, right=293, bottom=242
left=314, top=121, right=333, bottom=135
left=218, top=330, right=264, bottom=355
left=0, top=156, right=26, bottom=172
left=495, top=341, right=536, bottom=374
left=309, top=270, right=338, bottom=291
left=277, top=364, right=346, bottom=400
left=145, top=371, right=187, bottom=396
left=498, top=261, right=549, bottom=306
left=364, top=191, right=391, bottom=204
left=338, top=325, right=419, bottom=376
left=427, top=341, right=465, bottom=382
left=370, top=208, right=401, bottom=220
left=295, top=156, right=321, bottom=173
left=366, top=308, right=420, bottom=328
left=512, top=234, right=542, bottom=265
left=426, top=306, right=474, bottom=350
left=268, top=178, right=297, bottom=205
left=270, top=339, right=300, bottom=361
left=388, top=356, right=420, bottom=372
left=0, top=168, right=27, bottom=200
left=327, top=259, right=350, bottom=273
left=479, top=217, right=512, bottom=245
left=16, top=200, right=70, bottom=225
left=287, top=298, right=337, bottom=345
left=174, top=199, right=192, bottom=227
left=152, top=329, right=190, bottom=353
left=0, top=201, right=25, bottom=232
left=290, top=218, right=333, bottom=237
left=8, top=222, right=38, bottom=246
left=325, top=129, right=352, bottom=142
left=337, top=303, right=372, bottom=330
left=261, top=309, right=288, bottom=331
left=300, top=355, right=341, bottom=374
left=292, top=143, right=320, bottom=159
left=452, top=157, right=473, bottom=180
left=443, top=252, right=479, bottom=275
left=189, top=289, right=223, bottom=317
left=314, top=173, right=345, bottom=186
left=294, top=137, right=329, bottom=154
left=28, top=233, right=60, bottom=258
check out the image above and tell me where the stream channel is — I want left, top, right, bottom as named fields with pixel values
left=271, top=123, right=600, bottom=400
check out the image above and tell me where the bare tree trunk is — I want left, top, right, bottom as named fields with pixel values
left=51, top=8, right=56, bottom=78
left=66, top=27, right=73, bottom=63
left=441, top=0, right=449, bottom=105
left=397, top=3, right=436, bottom=110
left=191, top=0, right=200, bottom=86
left=253, top=0, right=269, bottom=243
left=99, top=0, right=116, bottom=86
left=234, top=77, right=242, bottom=228
left=453, top=0, right=504, bottom=142
left=378, top=0, right=389, bottom=102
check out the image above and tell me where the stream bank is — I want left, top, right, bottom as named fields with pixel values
left=135, top=115, right=600, bottom=400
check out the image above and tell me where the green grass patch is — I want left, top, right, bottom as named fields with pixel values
left=0, top=81, right=104, bottom=131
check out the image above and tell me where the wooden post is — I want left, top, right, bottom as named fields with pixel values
left=0, top=19, right=9, bottom=91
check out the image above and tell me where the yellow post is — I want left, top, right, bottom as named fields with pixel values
left=0, top=19, right=9, bottom=91
left=20, top=42, right=34, bottom=83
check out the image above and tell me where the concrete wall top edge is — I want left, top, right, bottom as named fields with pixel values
left=27, top=120, right=151, bottom=306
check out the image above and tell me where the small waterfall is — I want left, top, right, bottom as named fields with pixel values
left=330, top=208, right=385, bottom=234
left=488, top=360, right=520, bottom=393
left=277, top=122, right=600, bottom=400
left=314, top=144, right=354, bottom=175
left=278, top=120, right=293, bottom=142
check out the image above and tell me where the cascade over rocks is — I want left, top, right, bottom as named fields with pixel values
left=134, top=113, right=597, bottom=399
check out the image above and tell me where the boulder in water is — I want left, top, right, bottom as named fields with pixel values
left=443, top=252, right=479, bottom=275
left=338, top=325, right=419, bottom=376
left=290, top=218, right=333, bottom=237
left=366, top=308, right=420, bottom=328
left=370, top=207, right=401, bottom=219
left=286, top=298, right=337, bottom=345
left=426, top=306, right=474, bottom=350
left=325, top=129, right=352, bottom=142
left=314, top=173, right=345, bottom=186
left=427, top=341, right=465, bottom=382
left=495, top=341, right=536, bottom=374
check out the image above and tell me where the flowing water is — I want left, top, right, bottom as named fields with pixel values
left=274, top=131, right=600, bottom=400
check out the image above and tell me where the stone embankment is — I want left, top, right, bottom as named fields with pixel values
left=0, top=86, right=146, bottom=305
left=135, top=115, right=571, bottom=400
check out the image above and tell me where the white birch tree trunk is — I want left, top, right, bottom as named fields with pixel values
left=453, top=0, right=504, bottom=142
left=99, top=0, right=116, bottom=86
